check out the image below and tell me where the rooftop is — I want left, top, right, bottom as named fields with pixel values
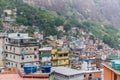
left=51, top=66, right=102, bottom=76
left=8, top=33, right=34, bottom=40
left=51, top=66, right=84, bottom=76
left=102, top=62, right=120, bottom=75
left=39, top=47, right=52, bottom=51
left=0, top=74, right=48, bottom=80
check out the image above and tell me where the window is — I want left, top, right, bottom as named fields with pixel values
left=59, top=54, right=62, bottom=57
left=6, top=46, right=8, bottom=50
left=13, top=56, right=15, bottom=59
left=6, top=39, right=7, bottom=42
left=21, top=56, right=24, bottom=60
left=34, top=55, right=37, bottom=59
left=6, top=54, right=8, bottom=57
left=64, top=54, right=68, bottom=57
left=21, top=64, right=24, bottom=68
left=114, top=73, right=117, bottom=80
left=34, top=48, right=37, bottom=51
left=14, top=48, right=15, bottom=52
left=8, top=62, right=10, bottom=65
left=27, top=56, right=29, bottom=58
left=11, top=63, right=13, bottom=66
left=30, top=56, right=32, bottom=58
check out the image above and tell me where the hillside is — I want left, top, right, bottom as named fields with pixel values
left=0, top=0, right=120, bottom=49
left=23, top=0, right=120, bottom=29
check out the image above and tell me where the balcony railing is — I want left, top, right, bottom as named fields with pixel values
left=5, top=42, right=38, bottom=46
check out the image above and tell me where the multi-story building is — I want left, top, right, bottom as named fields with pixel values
left=4, top=33, right=39, bottom=70
left=0, top=33, right=7, bottom=66
left=39, top=47, right=52, bottom=66
left=51, top=47, right=69, bottom=67
left=102, top=62, right=120, bottom=80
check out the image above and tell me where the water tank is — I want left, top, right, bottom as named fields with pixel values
left=41, top=65, right=51, bottom=73
left=84, top=59, right=89, bottom=63
left=111, top=60, right=117, bottom=68
left=31, top=65, right=37, bottom=73
left=115, top=61, right=120, bottom=70
left=24, top=65, right=37, bottom=74
left=24, top=65, right=32, bottom=74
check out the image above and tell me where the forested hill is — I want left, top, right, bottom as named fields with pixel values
left=23, top=0, right=120, bottom=29
left=0, top=0, right=120, bottom=49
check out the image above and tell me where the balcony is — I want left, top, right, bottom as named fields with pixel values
left=39, top=53, right=51, bottom=57
left=5, top=42, right=38, bottom=47
left=58, top=56, right=69, bottom=59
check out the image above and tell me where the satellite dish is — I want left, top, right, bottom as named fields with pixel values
left=101, top=55, right=107, bottom=60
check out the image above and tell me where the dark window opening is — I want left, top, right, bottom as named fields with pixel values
left=6, top=46, right=8, bottom=50
left=59, top=54, right=62, bottom=57
left=34, top=48, right=37, bottom=51
left=14, top=56, right=15, bottom=59
left=21, top=64, right=24, bottom=68
left=22, top=56, right=24, bottom=60
left=14, top=48, right=15, bottom=52
left=64, top=54, right=68, bottom=57
left=114, top=73, right=117, bottom=80
left=6, top=54, right=8, bottom=57
left=34, top=55, right=37, bottom=58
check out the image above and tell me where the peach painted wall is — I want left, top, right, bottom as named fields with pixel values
left=104, top=66, right=112, bottom=80
left=104, top=66, right=120, bottom=80
left=85, top=72, right=101, bottom=79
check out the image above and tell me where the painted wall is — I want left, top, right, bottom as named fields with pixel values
left=85, top=72, right=101, bottom=79
left=104, top=66, right=120, bottom=80
left=4, top=45, right=38, bottom=54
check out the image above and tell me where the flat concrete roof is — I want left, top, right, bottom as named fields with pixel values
left=0, top=74, right=48, bottom=80
left=51, top=67, right=84, bottom=76
left=51, top=67, right=102, bottom=76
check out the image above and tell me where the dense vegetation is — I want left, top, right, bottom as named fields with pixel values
left=0, top=0, right=120, bottom=49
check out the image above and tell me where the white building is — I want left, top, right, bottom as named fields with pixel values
left=39, top=47, right=52, bottom=66
left=4, top=33, right=39, bottom=70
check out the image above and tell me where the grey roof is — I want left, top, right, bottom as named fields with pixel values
left=39, top=47, right=52, bottom=51
left=8, top=33, right=34, bottom=40
left=51, top=67, right=84, bottom=76
left=51, top=67, right=102, bottom=76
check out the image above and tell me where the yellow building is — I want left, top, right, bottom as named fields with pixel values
left=51, top=48, right=69, bottom=67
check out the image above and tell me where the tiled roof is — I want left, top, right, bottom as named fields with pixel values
left=0, top=74, right=48, bottom=80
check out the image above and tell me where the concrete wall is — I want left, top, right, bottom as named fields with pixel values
left=104, top=66, right=113, bottom=80
left=4, top=45, right=39, bottom=54
left=54, top=73, right=84, bottom=80
left=5, top=53, right=39, bottom=63
left=85, top=72, right=101, bottom=79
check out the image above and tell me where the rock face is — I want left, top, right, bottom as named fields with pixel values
left=23, top=0, right=120, bottom=28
